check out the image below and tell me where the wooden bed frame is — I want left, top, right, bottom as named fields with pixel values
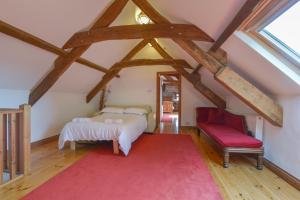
left=68, top=104, right=155, bottom=155
left=70, top=140, right=120, bottom=154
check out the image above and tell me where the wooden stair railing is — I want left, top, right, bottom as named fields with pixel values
left=0, top=104, right=31, bottom=185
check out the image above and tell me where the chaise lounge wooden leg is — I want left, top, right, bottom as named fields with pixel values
left=113, top=140, right=119, bottom=154
left=257, top=153, right=263, bottom=170
left=70, top=141, right=76, bottom=151
left=197, top=128, right=201, bottom=136
left=223, top=150, right=229, bottom=168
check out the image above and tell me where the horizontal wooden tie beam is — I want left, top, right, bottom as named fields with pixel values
left=113, top=59, right=193, bottom=69
left=63, top=24, right=214, bottom=49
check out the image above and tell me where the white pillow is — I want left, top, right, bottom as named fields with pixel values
left=101, top=107, right=124, bottom=114
left=124, top=108, right=147, bottom=115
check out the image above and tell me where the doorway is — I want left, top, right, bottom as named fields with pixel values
left=156, top=72, right=181, bottom=133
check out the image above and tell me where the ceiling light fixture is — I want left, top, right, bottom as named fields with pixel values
left=135, top=8, right=151, bottom=25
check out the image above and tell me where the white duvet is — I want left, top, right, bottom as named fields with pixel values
left=58, top=113, right=147, bottom=155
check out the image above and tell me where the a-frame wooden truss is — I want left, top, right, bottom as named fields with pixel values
left=86, top=38, right=227, bottom=109
left=132, top=0, right=283, bottom=127
left=2, top=0, right=282, bottom=126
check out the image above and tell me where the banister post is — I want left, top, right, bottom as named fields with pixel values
left=0, top=114, right=3, bottom=184
left=19, top=104, right=31, bottom=175
left=9, top=113, right=17, bottom=179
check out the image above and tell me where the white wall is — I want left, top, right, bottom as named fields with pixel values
left=226, top=94, right=300, bottom=180
left=107, top=67, right=163, bottom=110
left=263, top=96, right=300, bottom=179
left=107, top=67, right=216, bottom=127
left=0, top=89, right=98, bottom=142
left=0, top=89, right=29, bottom=108
left=181, top=79, right=215, bottom=126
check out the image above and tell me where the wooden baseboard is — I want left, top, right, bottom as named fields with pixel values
left=0, top=175, right=24, bottom=189
left=180, top=126, right=197, bottom=129
left=143, top=132, right=154, bottom=135
left=263, top=158, right=300, bottom=191
left=31, top=135, right=59, bottom=148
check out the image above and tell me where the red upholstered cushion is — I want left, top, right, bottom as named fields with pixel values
left=207, top=109, right=224, bottom=124
left=198, top=123, right=262, bottom=148
left=224, top=111, right=247, bottom=134
left=196, top=107, right=210, bottom=123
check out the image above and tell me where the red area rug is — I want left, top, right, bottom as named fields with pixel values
left=161, top=114, right=173, bottom=123
left=23, top=134, right=222, bottom=200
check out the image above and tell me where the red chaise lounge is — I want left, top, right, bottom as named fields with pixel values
left=196, top=107, right=264, bottom=170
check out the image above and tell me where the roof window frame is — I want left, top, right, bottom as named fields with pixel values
left=239, top=0, right=300, bottom=68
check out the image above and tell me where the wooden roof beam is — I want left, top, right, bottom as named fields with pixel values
left=99, top=87, right=106, bottom=111
left=134, top=0, right=283, bottom=126
left=86, top=39, right=150, bottom=103
left=149, top=39, right=226, bottom=109
left=29, top=0, right=129, bottom=106
left=210, top=0, right=260, bottom=52
left=0, top=20, right=116, bottom=76
left=63, top=24, right=214, bottom=49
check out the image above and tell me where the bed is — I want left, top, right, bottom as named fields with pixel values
left=58, top=105, right=155, bottom=156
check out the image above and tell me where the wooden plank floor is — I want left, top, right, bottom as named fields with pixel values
left=184, top=128, right=300, bottom=200
left=0, top=128, right=299, bottom=200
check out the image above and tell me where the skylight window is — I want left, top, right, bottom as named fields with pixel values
left=237, top=0, right=300, bottom=85
left=259, top=1, right=300, bottom=64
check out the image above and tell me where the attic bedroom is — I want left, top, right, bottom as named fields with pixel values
left=0, top=0, right=300, bottom=199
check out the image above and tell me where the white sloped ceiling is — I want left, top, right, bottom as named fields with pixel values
left=1, top=0, right=300, bottom=96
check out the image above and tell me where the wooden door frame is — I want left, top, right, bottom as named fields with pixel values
left=156, top=71, right=182, bottom=128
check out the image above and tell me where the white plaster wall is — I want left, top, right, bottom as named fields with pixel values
left=226, top=94, right=300, bottom=180
left=107, top=67, right=166, bottom=110
left=181, top=79, right=215, bottom=126
left=263, top=96, right=300, bottom=179
left=107, top=67, right=216, bottom=127
left=0, top=89, right=98, bottom=142
left=0, top=89, right=29, bottom=108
